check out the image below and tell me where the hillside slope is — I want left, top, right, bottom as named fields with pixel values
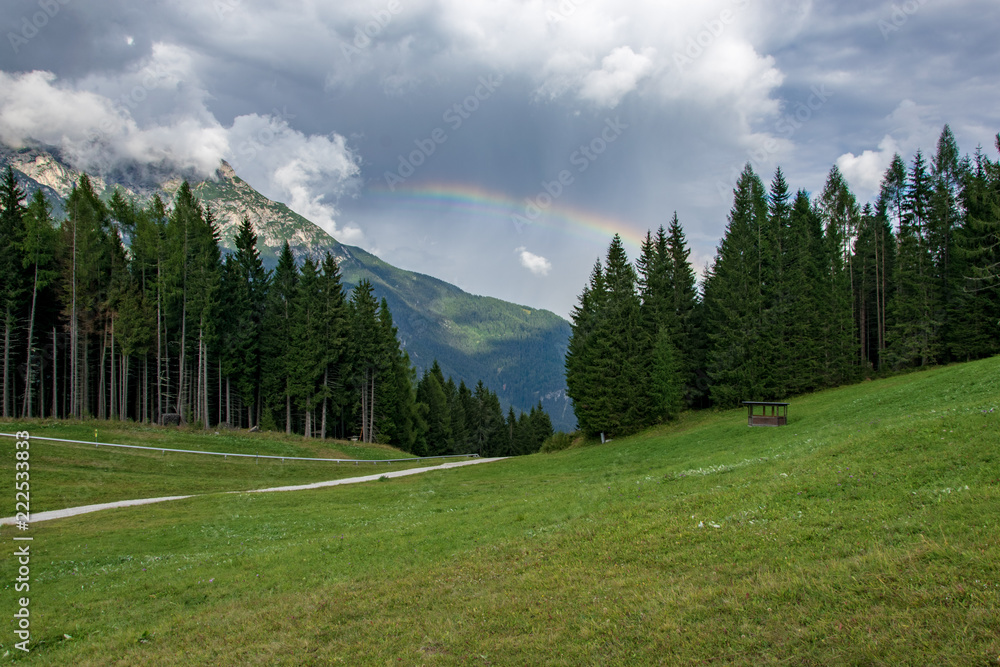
left=4, top=357, right=998, bottom=663
left=1, top=144, right=574, bottom=429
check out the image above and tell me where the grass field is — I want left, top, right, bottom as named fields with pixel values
left=0, top=421, right=436, bottom=513
left=2, top=358, right=999, bottom=665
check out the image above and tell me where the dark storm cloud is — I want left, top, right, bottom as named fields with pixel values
left=1, top=0, right=997, bottom=317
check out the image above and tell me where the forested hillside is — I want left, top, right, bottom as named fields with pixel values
left=0, top=170, right=555, bottom=456
left=0, top=144, right=574, bottom=430
left=568, top=125, right=1000, bottom=436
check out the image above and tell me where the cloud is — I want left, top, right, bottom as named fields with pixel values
left=835, top=100, right=940, bottom=200
left=579, top=46, right=656, bottom=108
left=516, top=247, right=552, bottom=276
left=836, top=134, right=900, bottom=198
left=228, top=113, right=363, bottom=243
left=0, top=44, right=362, bottom=243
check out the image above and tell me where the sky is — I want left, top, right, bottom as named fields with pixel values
left=1, top=0, right=998, bottom=319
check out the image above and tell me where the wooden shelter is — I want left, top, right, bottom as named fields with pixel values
left=742, top=401, right=789, bottom=427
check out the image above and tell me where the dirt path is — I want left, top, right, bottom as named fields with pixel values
left=0, top=457, right=507, bottom=526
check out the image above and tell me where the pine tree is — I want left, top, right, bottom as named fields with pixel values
left=929, top=125, right=964, bottom=360
left=664, top=214, right=701, bottom=406
left=261, top=242, right=298, bottom=431
left=417, top=361, right=452, bottom=454
left=19, top=190, right=58, bottom=418
left=374, top=297, right=416, bottom=448
left=887, top=151, right=938, bottom=367
left=222, top=216, right=269, bottom=427
left=0, top=166, right=28, bottom=418
left=565, top=260, right=608, bottom=435
left=290, top=257, right=325, bottom=436
left=953, top=139, right=1000, bottom=359
left=349, top=279, right=382, bottom=442
left=816, top=166, right=859, bottom=384
left=318, top=252, right=348, bottom=439
left=704, top=164, right=770, bottom=407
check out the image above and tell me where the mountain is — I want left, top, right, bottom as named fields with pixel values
left=1, top=144, right=576, bottom=430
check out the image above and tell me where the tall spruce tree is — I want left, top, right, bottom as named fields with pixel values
left=0, top=167, right=28, bottom=417
left=704, top=164, right=770, bottom=407
left=887, top=151, right=938, bottom=367
left=261, top=242, right=298, bottom=431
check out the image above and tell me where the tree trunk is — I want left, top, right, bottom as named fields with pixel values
left=22, top=261, right=40, bottom=418
left=122, top=353, right=128, bottom=422
left=52, top=328, right=57, bottom=419
left=156, top=260, right=162, bottom=423
left=320, top=367, right=328, bottom=440
left=176, top=297, right=187, bottom=420
left=285, top=384, right=292, bottom=435
left=3, top=312, right=11, bottom=418
left=110, top=319, right=117, bottom=420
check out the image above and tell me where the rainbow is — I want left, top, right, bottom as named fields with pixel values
left=366, top=181, right=650, bottom=250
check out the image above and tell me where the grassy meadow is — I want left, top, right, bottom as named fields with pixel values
left=0, top=421, right=430, bottom=513
left=2, top=357, right=999, bottom=664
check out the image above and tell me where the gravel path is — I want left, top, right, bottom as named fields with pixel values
left=0, top=457, right=507, bottom=526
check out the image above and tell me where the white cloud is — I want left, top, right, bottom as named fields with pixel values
left=836, top=134, right=900, bottom=199
left=516, top=247, right=552, bottom=276
left=0, top=46, right=363, bottom=243
left=835, top=100, right=941, bottom=200
left=228, top=114, right=363, bottom=243
left=0, top=50, right=228, bottom=177
left=579, top=46, right=656, bottom=108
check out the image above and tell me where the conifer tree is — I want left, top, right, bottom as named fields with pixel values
left=290, top=257, right=325, bottom=436
left=929, top=125, right=964, bottom=360
left=953, top=139, right=1000, bottom=359
left=704, top=164, right=770, bottom=407
left=222, top=216, right=269, bottom=427
left=565, top=260, right=608, bottom=435
left=887, top=151, right=938, bottom=367
left=816, top=166, right=859, bottom=384
left=261, top=242, right=298, bottom=431
left=664, top=214, right=702, bottom=405
left=19, top=190, right=58, bottom=418
left=0, top=167, right=28, bottom=417
left=318, top=253, right=348, bottom=439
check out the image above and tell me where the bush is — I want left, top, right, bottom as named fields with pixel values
left=540, top=431, right=574, bottom=453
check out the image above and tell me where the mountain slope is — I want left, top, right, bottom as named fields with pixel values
left=1, top=144, right=575, bottom=429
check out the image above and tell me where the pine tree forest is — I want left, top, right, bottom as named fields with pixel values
left=567, top=127, right=1000, bottom=437
left=0, top=171, right=553, bottom=457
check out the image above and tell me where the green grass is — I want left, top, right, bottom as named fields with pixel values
left=2, top=358, right=999, bottom=665
left=0, top=420, right=426, bottom=512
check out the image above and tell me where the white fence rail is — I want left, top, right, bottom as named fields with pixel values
left=0, top=433, right=479, bottom=465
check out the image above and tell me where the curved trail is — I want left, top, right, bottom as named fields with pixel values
left=1, top=457, right=507, bottom=526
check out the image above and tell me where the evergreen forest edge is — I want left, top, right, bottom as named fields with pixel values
left=2, top=124, right=999, bottom=448
left=567, top=125, right=1000, bottom=437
